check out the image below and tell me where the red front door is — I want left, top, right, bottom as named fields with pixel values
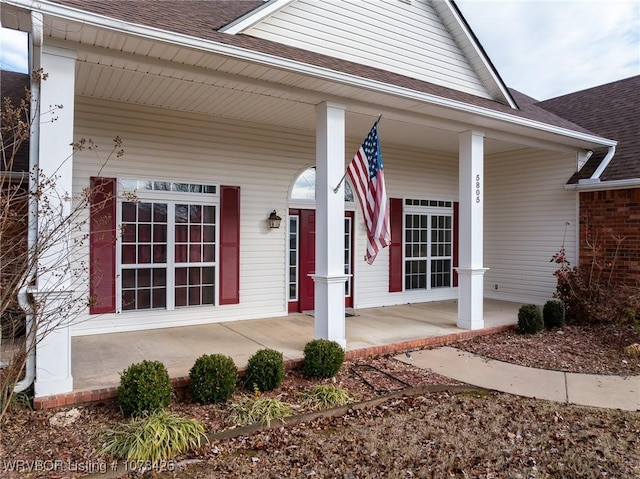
left=299, top=210, right=316, bottom=311
left=288, top=209, right=353, bottom=313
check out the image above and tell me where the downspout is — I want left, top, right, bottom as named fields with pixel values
left=576, top=145, right=616, bottom=186
left=14, top=11, right=43, bottom=393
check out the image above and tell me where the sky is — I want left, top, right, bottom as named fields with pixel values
left=1, top=1, right=639, bottom=101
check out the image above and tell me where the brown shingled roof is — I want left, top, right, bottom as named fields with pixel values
left=50, top=0, right=599, bottom=139
left=538, top=75, right=640, bottom=182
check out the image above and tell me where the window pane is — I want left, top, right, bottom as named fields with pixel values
left=175, top=204, right=189, bottom=223
left=203, top=226, right=215, bottom=242
left=189, top=244, right=201, bottom=262
left=122, top=290, right=136, bottom=310
left=190, top=225, right=201, bottom=242
left=203, top=245, right=215, bottom=262
left=122, top=245, right=136, bottom=264
left=176, top=225, right=188, bottom=242
left=153, top=269, right=166, bottom=286
left=154, top=204, right=167, bottom=222
left=175, top=287, right=187, bottom=307
left=202, top=286, right=214, bottom=304
left=138, top=268, right=151, bottom=287
left=138, top=203, right=152, bottom=222
left=189, top=267, right=201, bottom=285
left=153, top=289, right=166, bottom=308
left=153, top=224, right=167, bottom=242
left=122, top=224, right=136, bottom=243
left=137, top=289, right=151, bottom=309
left=138, top=245, right=151, bottom=264
left=122, top=269, right=136, bottom=288
left=122, top=202, right=136, bottom=222
left=190, top=205, right=202, bottom=222
left=175, top=268, right=187, bottom=286
left=189, top=287, right=200, bottom=305
left=153, top=244, right=166, bottom=263
left=175, top=244, right=187, bottom=263
left=138, top=224, right=151, bottom=242
left=202, top=267, right=215, bottom=284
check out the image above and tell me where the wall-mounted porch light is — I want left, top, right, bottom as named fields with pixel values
left=267, top=210, right=282, bottom=229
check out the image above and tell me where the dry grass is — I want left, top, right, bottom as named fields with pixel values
left=1, top=323, right=638, bottom=478
left=168, top=391, right=640, bottom=478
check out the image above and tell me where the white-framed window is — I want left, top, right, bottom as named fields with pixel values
left=118, top=179, right=218, bottom=312
left=404, top=199, right=453, bottom=290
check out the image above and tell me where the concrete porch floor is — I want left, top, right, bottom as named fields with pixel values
left=71, top=299, right=520, bottom=394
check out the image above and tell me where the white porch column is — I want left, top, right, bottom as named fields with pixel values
left=457, top=130, right=488, bottom=330
left=34, top=46, right=77, bottom=397
left=313, top=101, right=348, bottom=348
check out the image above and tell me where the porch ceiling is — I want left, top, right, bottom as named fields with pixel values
left=45, top=15, right=526, bottom=154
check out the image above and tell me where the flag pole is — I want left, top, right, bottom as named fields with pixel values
left=333, top=114, right=382, bottom=194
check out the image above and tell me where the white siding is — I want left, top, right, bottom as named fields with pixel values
left=484, top=149, right=579, bottom=304
left=69, top=97, right=578, bottom=335
left=70, top=97, right=464, bottom=334
left=350, top=142, right=459, bottom=308
left=246, top=0, right=492, bottom=98
left=71, top=97, right=316, bottom=335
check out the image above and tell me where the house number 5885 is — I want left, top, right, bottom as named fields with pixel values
left=475, top=174, right=481, bottom=203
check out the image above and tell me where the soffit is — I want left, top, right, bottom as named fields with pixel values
left=43, top=16, right=597, bottom=155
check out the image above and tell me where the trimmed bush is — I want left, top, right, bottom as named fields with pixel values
left=189, top=354, right=238, bottom=404
left=543, top=299, right=566, bottom=329
left=518, top=304, right=544, bottom=334
left=302, top=339, right=345, bottom=378
left=117, top=360, right=172, bottom=417
left=245, top=348, right=285, bottom=392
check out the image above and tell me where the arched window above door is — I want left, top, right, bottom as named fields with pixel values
left=290, top=167, right=354, bottom=202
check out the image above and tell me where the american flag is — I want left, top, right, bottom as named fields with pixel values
left=347, top=120, right=390, bottom=264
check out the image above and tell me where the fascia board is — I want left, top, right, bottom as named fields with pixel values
left=565, top=178, right=640, bottom=191
left=435, top=0, right=517, bottom=109
left=220, top=0, right=296, bottom=35
left=7, top=0, right=616, bottom=150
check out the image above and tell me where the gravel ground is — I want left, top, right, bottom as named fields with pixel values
left=0, top=322, right=638, bottom=478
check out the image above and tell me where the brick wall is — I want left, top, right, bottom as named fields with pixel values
left=579, top=188, right=640, bottom=287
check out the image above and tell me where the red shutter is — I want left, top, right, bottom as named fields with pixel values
left=89, top=177, right=116, bottom=314
left=453, top=201, right=459, bottom=287
left=389, top=198, right=403, bottom=292
left=219, top=185, right=240, bottom=305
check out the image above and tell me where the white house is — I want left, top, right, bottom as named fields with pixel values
left=0, top=0, right=616, bottom=400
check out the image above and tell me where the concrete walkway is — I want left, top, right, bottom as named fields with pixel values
left=396, top=346, right=640, bottom=411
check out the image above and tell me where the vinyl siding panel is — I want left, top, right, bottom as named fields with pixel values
left=71, top=97, right=312, bottom=335
left=69, top=97, right=576, bottom=334
left=70, top=98, right=464, bottom=333
left=350, top=143, right=459, bottom=308
left=484, top=149, right=578, bottom=304
left=246, top=0, right=492, bottom=98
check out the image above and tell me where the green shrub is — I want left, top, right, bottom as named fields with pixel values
left=301, top=385, right=354, bottom=410
left=543, top=299, right=566, bottom=329
left=245, top=348, right=285, bottom=392
left=97, top=410, right=205, bottom=467
left=117, top=360, right=172, bottom=417
left=228, top=395, right=293, bottom=427
left=302, top=339, right=345, bottom=378
left=189, top=354, right=238, bottom=404
left=517, top=304, right=544, bottom=334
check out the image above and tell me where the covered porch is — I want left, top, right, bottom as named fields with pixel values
left=68, top=299, right=519, bottom=398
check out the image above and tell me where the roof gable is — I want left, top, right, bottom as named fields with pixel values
left=538, top=75, right=640, bottom=182
left=223, top=0, right=514, bottom=105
